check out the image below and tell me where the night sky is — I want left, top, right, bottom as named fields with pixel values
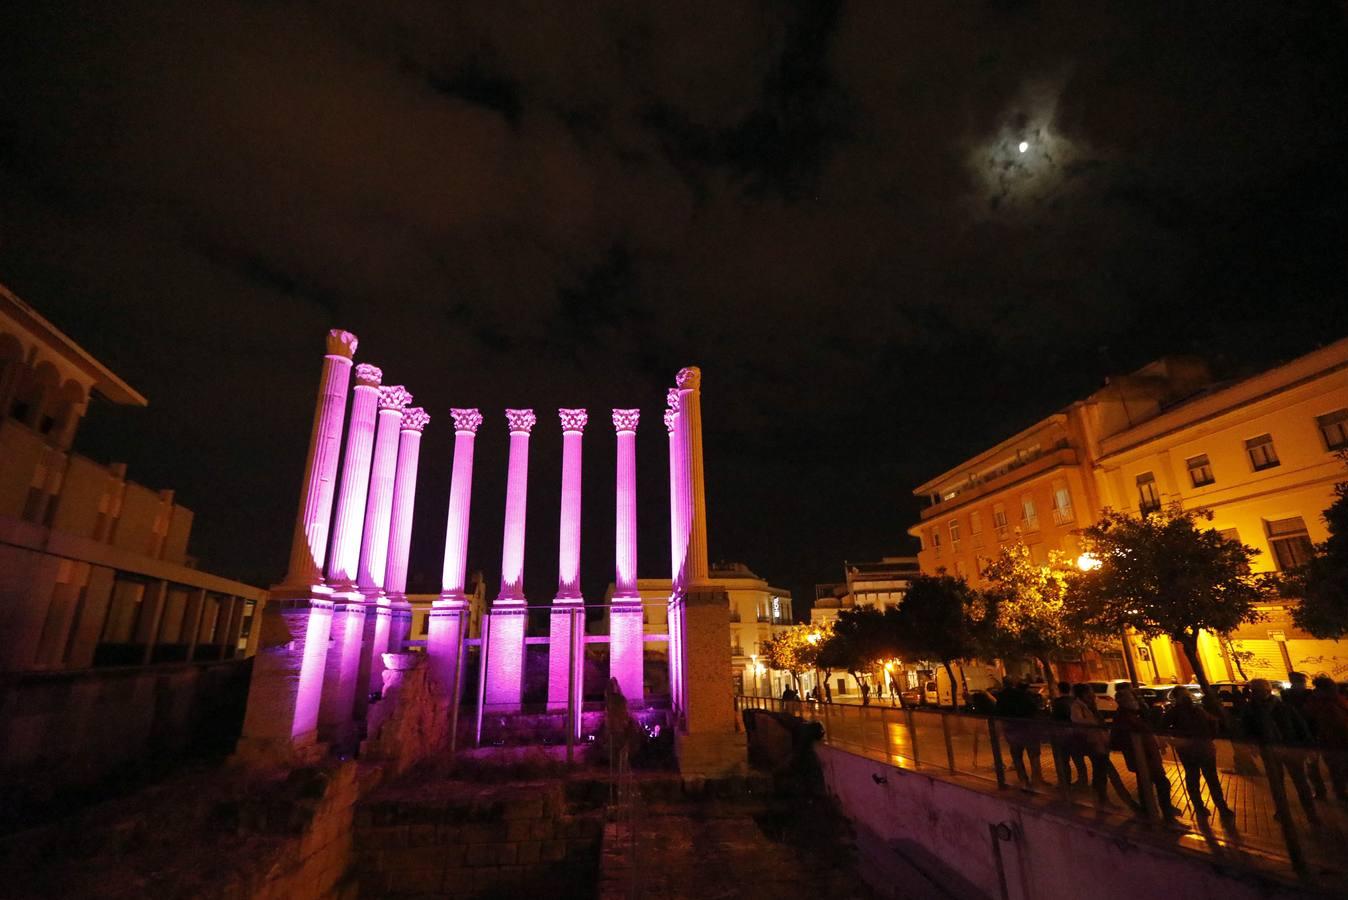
left=4, top=2, right=1348, bottom=615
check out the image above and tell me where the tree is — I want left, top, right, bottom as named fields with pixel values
left=981, top=543, right=1102, bottom=684
left=1288, top=463, right=1348, bottom=637
left=1067, top=505, right=1271, bottom=692
left=822, top=607, right=894, bottom=703
left=760, top=623, right=830, bottom=692
left=891, top=573, right=990, bottom=704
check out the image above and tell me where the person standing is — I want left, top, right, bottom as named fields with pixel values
left=1162, top=686, right=1235, bottom=820
left=1112, top=687, right=1180, bottom=819
left=996, top=680, right=1044, bottom=790
left=1050, top=681, right=1088, bottom=788
left=1285, top=671, right=1329, bottom=799
left=1072, top=684, right=1139, bottom=811
left=1302, top=675, right=1348, bottom=802
left=1242, top=679, right=1320, bottom=825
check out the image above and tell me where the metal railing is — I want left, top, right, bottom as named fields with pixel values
left=737, top=695, right=1348, bottom=890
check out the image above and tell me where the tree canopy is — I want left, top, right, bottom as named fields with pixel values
left=759, top=622, right=831, bottom=690
left=1288, top=464, right=1348, bottom=638
left=1067, top=505, right=1270, bottom=689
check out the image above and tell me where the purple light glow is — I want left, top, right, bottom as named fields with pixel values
left=280, top=330, right=357, bottom=589
left=356, top=385, right=410, bottom=596
left=497, top=409, right=535, bottom=603
left=555, top=408, right=586, bottom=600
left=383, top=407, right=428, bottom=597
left=326, top=363, right=382, bottom=588
left=292, top=599, right=336, bottom=739
left=612, top=408, right=640, bottom=597
left=439, top=408, right=482, bottom=599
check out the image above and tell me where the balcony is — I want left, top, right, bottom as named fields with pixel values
left=728, top=610, right=741, bottom=623
left=1052, top=506, right=1075, bottom=526
left=920, top=446, right=1079, bottom=520
left=1021, top=516, right=1040, bottom=533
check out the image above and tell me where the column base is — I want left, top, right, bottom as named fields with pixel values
left=317, top=599, right=368, bottom=751
left=235, top=598, right=334, bottom=767
left=547, top=602, right=583, bottom=711
left=231, top=731, right=328, bottom=770
left=484, top=604, right=528, bottom=713
left=609, top=602, right=644, bottom=704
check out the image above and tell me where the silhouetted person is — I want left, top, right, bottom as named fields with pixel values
left=1303, top=675, right=1348, bottom=802
left=1112, top=687, right=1180, bottom=819
left=1071, top=684, right=1138, bottom=811
left=1242, top=678, right=1320, bottom=824
left=782, top=685, right=800, bottom=703
left=1051, top=681, right=1088, bottom=787
left=1285, top=671, right=1328, bottom=800
left=1163, top=686, right=1234, bottom=820
left=860, top=682, right=870, bottom=707
left=996, top=680, right=1043, bottom=790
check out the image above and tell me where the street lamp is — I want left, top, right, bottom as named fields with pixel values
left=1076, top=552, right=1101, bottom=572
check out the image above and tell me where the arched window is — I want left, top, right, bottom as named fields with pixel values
left=0, top=333, right=23, bottom=412
left=49, top=379, right=86, bottom=444
left=12, top=361, right=60, bottom=432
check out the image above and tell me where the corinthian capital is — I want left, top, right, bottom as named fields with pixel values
left=379, top=385, right=412, bottom=411
left=664, top=408, right=677, bottom=433
left=401, top=407, right=430, bottom=433
left=612, top=408, right=640, bottom=433
left=676, top=366, right=701, bottom=390
left=666, top=388, right=680, bottom=412
left=326, top=329, right=358, bottom=359
left=354, top=363, right=383, bottom=388
left=558, top=408, right=588, bottom=434
left=505, top=408, right=537, bottom=434
left=451, top=408, right=483, bottom=434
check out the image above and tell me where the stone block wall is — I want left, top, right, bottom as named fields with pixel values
left=355, top=781, right=603, bottom=897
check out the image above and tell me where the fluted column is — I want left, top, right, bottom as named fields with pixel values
left=665, top=397, right=685, bottom=718
left=609, top=408, right=643, bottom=702
left=278, top=329, right=358, bottom=591
left=354, top=385, right=410, bottom=717
left=357, top=386, right=411, bottom=596
left=384, top=407, right=430, bottom=648
left=677, top=367, right=709, bottom=584
left=239, top=329, right=355, bottom=767
left=484, top=408, right=535, bottom=712
left=326, top=363, right=383, bottom=590
left=428, top=408, right=482, bottom=704
left=548, top=409, right=587, bottom=710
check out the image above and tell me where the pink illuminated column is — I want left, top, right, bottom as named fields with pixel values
left=239, top=329, right=356, bottom=766
left=548, top=409, right=588, bottom=710
left=357, top=385, right=412, bottom=597
left=326, top=363, right=383, bottom=590
left=665, top=398, right=686, bottom=717
left=676, top=367, right=709, bottom=584
left=428, top=408, right=482, bottom=697
left=278, top=329, right=359, bottom=591
left=384, top=407, right=430, bottom=649
left=609, top=408, right=644, bottom=702
left=484, top=408, right=536, bottom=712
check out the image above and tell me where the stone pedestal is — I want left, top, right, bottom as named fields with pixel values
left=483, top=606, right=527, bottom=712
left=234, top=596, right=334, bottom=767
left=609, top=603, right=645, bottom=703
left=427, top=599, right=468, bottom=703
left=674, top=587, right=745, bottom=776
left=316, top=598, right=367, bottom=751
left=547, top=603, right=583, bottom=710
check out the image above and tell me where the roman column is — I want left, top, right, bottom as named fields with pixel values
left=278, top=329, right=358, bottom=592
left=671, top=366, right=743, bottom=776
left=547, top=409, right=587, bottom=710
left=326, top=363, right=383, bottom=590
left=609, top=408, right=644, bottom=702
left=427, top=408, right=482, bottom=702
left=355, top=385, right=411, bottom=715
left=239, top=328, right=356, bottom=766
left=484, top=408, right=535, bottom=712
left=384, top=407, right=430, bottom=649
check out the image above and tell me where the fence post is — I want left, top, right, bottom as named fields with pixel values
left=1260, top=742, right=1310, bottom=881
left=905, top=708, right=919, bottom=769
left=988, top=718, right=1007, bottom=789
left=474, top=612, right=491, bottom=748
left=1131, top=733, right=1159, bottom=820
left=942, top=711, right=956, bottom=774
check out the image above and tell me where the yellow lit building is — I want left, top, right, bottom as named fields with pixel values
left=907, top=341, right=1348, bottom=685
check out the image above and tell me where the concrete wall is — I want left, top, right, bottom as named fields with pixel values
left=816, top=744, right=1312, bottom=900
left=0, top=657, right=252, bottom=820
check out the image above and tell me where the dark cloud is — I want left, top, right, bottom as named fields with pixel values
left=2, top=1, right=1346, bottom=611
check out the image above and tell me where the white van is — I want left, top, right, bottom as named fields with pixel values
left=934, top=663, right=1001, bottom=707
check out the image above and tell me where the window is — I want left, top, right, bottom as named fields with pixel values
left=1020, top=495, right=1038, bottom=531
left=1217, top=527, right=1240, bottom=545
left=931, top=528, right=942, bottom=553
left=1317, top=408, right=1348, bottom=451
left=1051, top=481, right=1074, bottom=525
left=954, top=560, right=968, bottom=579
left=1267, top=517, right=1314, bottom=571
left=1186, top=454, right=1215, bottom=488
left=993, top=503, right=1009, bottom=538
left=949, top=519, right=961, bottom=550
left=969, top=511, right=982, bottom=534
left=837, top=677, right=848, bottom=694
left=1246, top=434, right=1280, bottom=471
left=1136, top=472, right=1161, bottom=515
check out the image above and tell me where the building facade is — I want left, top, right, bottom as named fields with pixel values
left=908, top=341, right=1348, bottom=685
left=0, top=284, right=263, bottom=673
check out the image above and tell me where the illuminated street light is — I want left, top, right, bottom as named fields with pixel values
left=806, top=631, right=821, bottom=645
left=1018, top=141, right=1029, bottom=153
left=1076, top=552, right=1101, bottom=572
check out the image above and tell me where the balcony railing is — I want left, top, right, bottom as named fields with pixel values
left=920, top=446, right=1079, bottom=520
left=1052, top=506, right=1075, bottom=526
left=1021, top=516, right=1039, bottom=532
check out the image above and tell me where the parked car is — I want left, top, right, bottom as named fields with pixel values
left=1081, top=679, right=1132, bottom=718
left=899, top=686, right=925, bottom=708
left=921, top=679, right=939, bottom=706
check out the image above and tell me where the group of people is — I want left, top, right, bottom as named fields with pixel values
left=990, top=673, right=1348, bottom=825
